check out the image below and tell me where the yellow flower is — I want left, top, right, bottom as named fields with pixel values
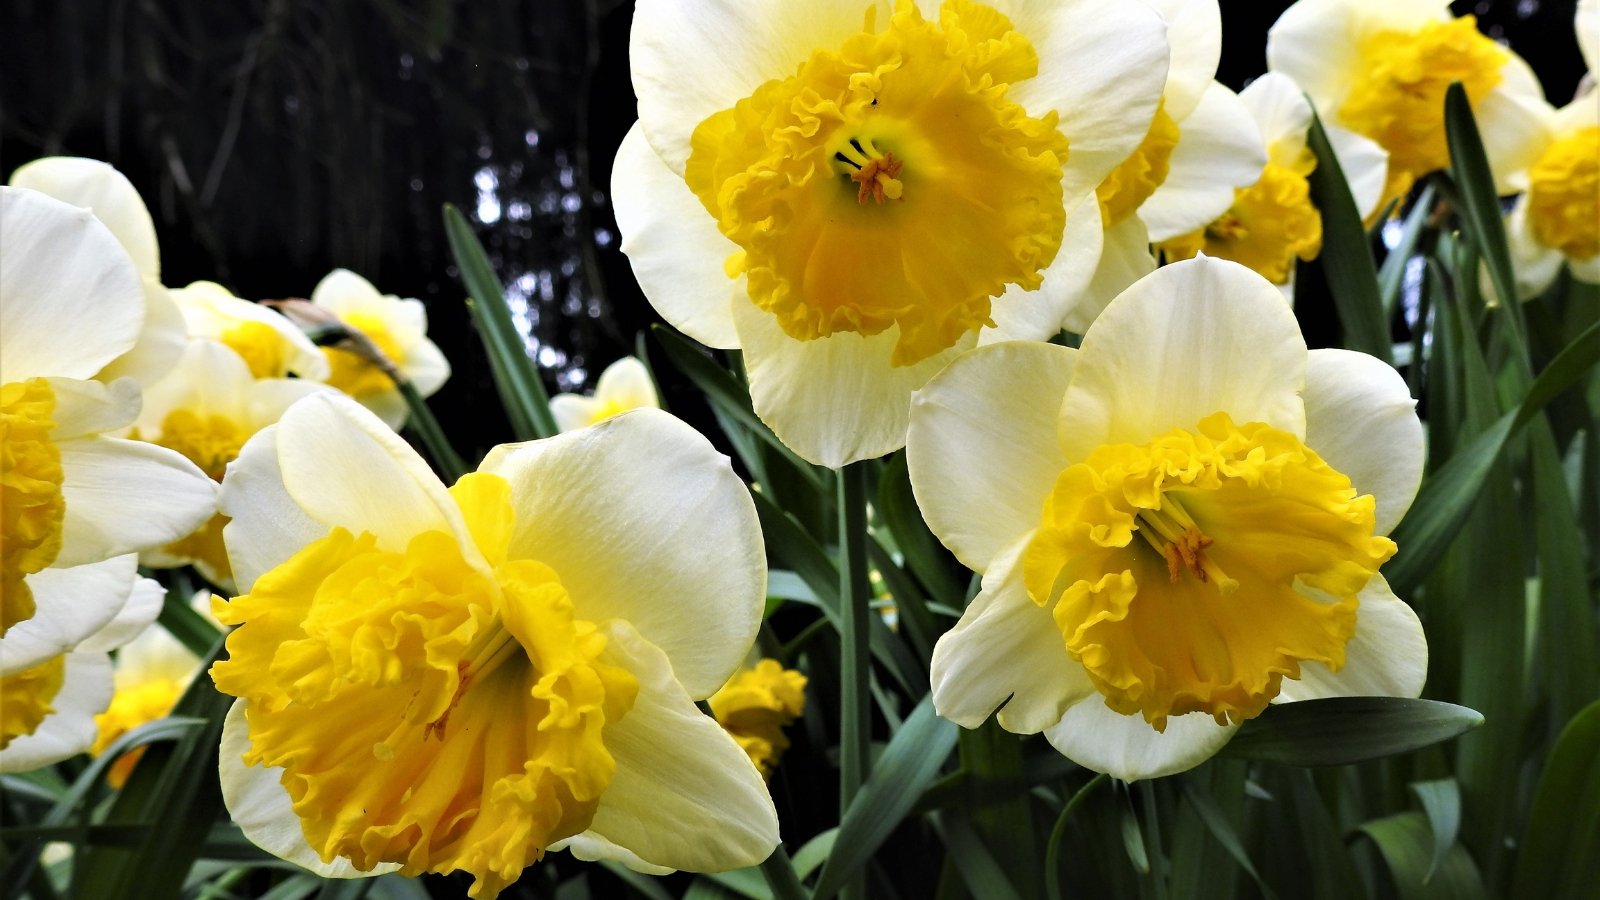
left=616, top=0, right=1171, bottom=466
left=1158, top=72, right=1390, bottom=292
left=91, top=597, right=212, bottom=787
left=168, top=281, right=330, bottom=381
left=212, top=394, right=776, bottom=895
left=908, top=256, right=1427, bottom=779
left=551, top=357, right=660, bottom=433
left=308, top=270, right=451, bottom=429
left=709, top=659, right=807, bottom=778
left=1268, top=0, right=1550, bottom=211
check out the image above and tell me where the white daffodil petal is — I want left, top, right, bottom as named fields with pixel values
left=220, top=425, right=327, bottom=594
left=9, top=157, right=161, bottom=282
left=734, top=297, right=975, bottom=469
left=1580, top=0, right=1598, bottom=74
left=218, top=701, right=400, bottom=878
left=1303, top=349, right=1424, bottom=536
left=0, top=188, right=145, bottom=384
left=482, top=409, right=764, bottom=698
left=593, top=356, right=659, bottom=411
left=929, top=541, right=1095, bottom=733
left=1141, top=0, right=1221, bottom=122
left=1276, top=576, right=1426, bottom=702
left=0, top=652, right=113, bottom=773
left=1239, top=72, right=1313, bottom=161
left=1061, top=216, right=1156, bottom=335
left=1572, top=254, right=1600, bottom=284
left=1008, top=0, right=1170, bottom=206
left=45, top=377, right=140, bottom=440
left=171, top=282, right=332, bottom=381
left=137, top=340, right=255, bottom=434
left=576, top=620, right=779, bottom=872
left=1044, top=699, right=1238, bottom=781
left=275, top=393, right=477, bottom=565
left=551, top=833, right=675, bottom=876
left=95, top=281, right=187, bottom=388
left=308, top=269, right=384, bottom=312
left=1, top=556, right=138, bottom=676
left=629, top=0, right=876, bottom=173
left=1477, top=55, right=1557, bottom=195
left=984, top=198, right=1104, bottom=344
left=402, top=337, right=450, bottom=398
left=1265, top=0, right=1441, bottom=111
left=76, top=575, right=164, bottom=654
left=550, top=395, right=602, bottom=433
left=1141, top=83, right=1267, bottom=242
left=356, top=389, right=409, bottom=430
left=1502, top=197, right=1566, bottom=301
left=908, top=342, right=1075, bottom=572
left=54, top=437, right=217, bottom=567
left=1325, top=125, right=1391, bottom=221
left=1058, top=256, right=1307, bottom=462
left=245, top=379, right=336, bottom=433
left=612, top=124, right=742, bottom=349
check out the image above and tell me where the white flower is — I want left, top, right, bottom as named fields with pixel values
left=551, top=357, right=660, bottom=432
left=307, top=269, right=450, bottom=429
left=169, top=281, right=330, bottom=381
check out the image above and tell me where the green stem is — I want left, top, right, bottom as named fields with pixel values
left=398, top=379, right=469, bottom=481
left=837, top=461, right=872, bottom=899
left=959, top=721, right=1039, bottom=897
left=758, top=844, right=811, bottom=900
left=1044, top=774, right=1108, bottom=900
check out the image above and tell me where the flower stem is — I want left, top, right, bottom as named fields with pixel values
left=1044, top=773, right=1108, bottom=900
left=837, top=461, right=872, bottom=899
left=398, top=379, right=469, bottom=482
left=758, top=844, right=811, bottom=900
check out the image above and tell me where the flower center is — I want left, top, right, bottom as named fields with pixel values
left=210, top=473, right=638, bottom=899
left=1021, top=413, right=1395, bottom=730
left=93, top=675, right=188, bottom=787
left=0, top=655, right=66, bottom=750
left=1, top=378, right=65, bottom=638
left=684, top=0, right=1069, bottom=367
left=1339, top=16, right=1506, bottom=208
left=1527, top=126, right=1600, bottom=261
left=221, top=321, right=290, bottom=380
left=1096, top=101, right=1180, bottom=227
left=1158, top=151, right=1323, bottom=284
left=154, top=409, right=248, bottom=482
left=324, top=312, right=405, bottom=396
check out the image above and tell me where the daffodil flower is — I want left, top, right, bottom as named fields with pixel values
left=1268, top=0, right=1551, bottom=213
left=1066, top=0, right=1269, bottom=331
left=307, top=269, right=450, bottom=429
left=550, top=356, right=659, bottom=433
left=169, top=281, right=331, bottom=381
left=616, top=0, right=1171, bottom=466
left=1159, top=72, right=1389, bottom=296
left=212, top=393, right=777, bottom=896
left=709, top=658, right=808, bottom=779
left=1, top=188, right=217, bottom=646
left=135, top=339, right=332, bottom=588
left=909, top=256, right=1427, bottom=779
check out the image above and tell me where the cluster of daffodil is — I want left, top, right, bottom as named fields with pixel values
left=3, top=0, right=1597, bottom=897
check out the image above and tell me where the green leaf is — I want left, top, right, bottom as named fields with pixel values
left=1378, top=184, right=1436, bottom=318
left=1219, top=697, right=1483, bottom=766
left=705, top=865, right=772, bottom=900
left=1179, top=782, right=1278, bottom=900
left=1510, top=700, right=1600, bottom=899
left=159, top=584, right=223, bottom=659
left=792, top=828, right=839, bottom=881
left=1443, top=82, right=1519, bottom=324
left=1305, top=106, right=1392, bottom=363
left=397, top=379, right=468, bottom=480
left=1408, top=779, right=1462, bottom=884
left=876, top=452, right=961, bottom=603
left=1356, top=812, right=1490, bottom=900
left=599, top=862, right=675, bottom=900
left=934, top=811, right=1027, bottom=900
left=443, top=203, right=558, bottom=440
left=813, top=696, right=959, bottom=900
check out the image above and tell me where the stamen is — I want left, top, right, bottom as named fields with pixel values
left=1136, top=496, right=1236, bottom=590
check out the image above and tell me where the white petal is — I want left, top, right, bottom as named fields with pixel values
left=308, top=269, right=384, bottom=313
left=1, top=556, right=137, bottom=675
left=1266, top=0, right=1444, bottom=112
left=1239, top=72, right=1313, bottom=161
left=574, top=620, right=779, bottom=872
left=46, top=376, right=139, bottom=440
left=1058, top=256, right=1306, bottom=463
left=907, top=342, right=1075, bottom=572
left=550, top=833, right=675, bottom=876
left=629, top=0, right=875, bottom=173
left=218, top=701, right=399, bottom=878
left=77, top=575, right=165, bottom=654
left=136, top=340, right=255, bottom=435
left=220, top=424, right=328, bottom=594
left=611, top=124, right=742, bottom=349
left=1061, top=216, right=1156, bottom=335
left=1324, top=125, right=1391, bottom=221
left=929, top=540, right=1095, bottom=733
left=1502, top=197, right=1565, bottom=300
left=1303, top=349, right=1424, bottom=536
left=550, top=395, right=603, bottom=433
left=1571, top=253, right=1600, bottom=284
left=274, top=393, right=477, bottom=566
left=593, top=357, right=660, bottom=411
left=733, top=298, right=973, bottom=468
left=354, top=388, right=410, bottom=431
left=1580, top=0, right=1599, bottom=74
left=0, top=651, right=113, bottom=773
left=0, top=188, right=144, bottom=383
left=8, top=157, right=161, bottom=282
left=400, top=336, right=450, bottom=398
left=1275, top=576, right=1426, bottom=702
left=171, top=281, right=331, bottom=381
left=984, top=198, right=1104, bottom=344
left=54, top=436, right=218, bottom=567
left=1141, top=83, right=1267, bottom=242
left=479, top=409, right=764, bottom=698
left=1045, top=699, right=1237, bottom=780
left=245, top=379, right=337, bottom=433
left=1141, top=0, right=1222, bottom=122
left=95, top=281, right=188, bottom=388
left=1007, top=0, right=1171, bottom=207
left=1477, top=55, right=1556, bottom=195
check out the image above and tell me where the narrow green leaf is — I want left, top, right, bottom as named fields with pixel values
left=464, top=297, right=539, bottom=441
left=1379, top=184, right=1437, bottom=318
left=1305, top=106, right=1392, bottom=363
left=397, top=379, right=468, bottom=480
left=1118, top=804, right=1150, bottom=875
left=600, top=862, right=675, bottom=900
left=1179, top=782, right=1278, bottom=900
left=876, top=452, right=961, bottom=603
left=935, top=811, right=1027, bottom=900
left=1527, top=425, right=1598, bottom=729
left=1219, top=697, right=1483, bottom=766
left=1357, top=812, right=1490, bottom=900
left=1408, top=779, right=1462, bottom=884
left=792, top=828, right=839, bottom=881
left=813, top=696, right=959, bottom=900
left=159, top=585, right=223, bottom=659
left=1444, top=82, right=1519, bottom=326
left=443, top=203, right=558, bottom=439
left=1044, top=774, right=1108, bottom=900
left=706, top=865, right=773, bottom=900
left=756, top=846, right=809, bottom=900
left=1510, top=700, right=1600, bottom=899
left=866, top=539, right=938, bottom=663
left=837, top=462, right=874, bottom=860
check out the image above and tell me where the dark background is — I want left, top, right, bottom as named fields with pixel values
left=0, top=0, right=1588, bottom=460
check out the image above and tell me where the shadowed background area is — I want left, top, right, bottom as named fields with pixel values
left=0, top=0, right=1587, bottom=457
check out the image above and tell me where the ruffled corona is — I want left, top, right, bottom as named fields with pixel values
left=1, top=378, right=65, bottom=636
left=0, top=656, right=66, bottom=750
left=709, top=660, right=807, bottom=779
left=92, top=674, right=187, bottom=787
left=1159, top=149, right=1322, bottom=284
left=1526, top=126, right=1600, bottom=261
left=1096, top=103, right=1180, bottom=228
left=1022, top=413, right=1394, bottom=730
left=1339, top=16, right=1506, bottom=206
left=211, top=473, right=639, bottom=899
left=684, top=0, right=1069, bottom=366
left=221, top=321, right=291, bottom=380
